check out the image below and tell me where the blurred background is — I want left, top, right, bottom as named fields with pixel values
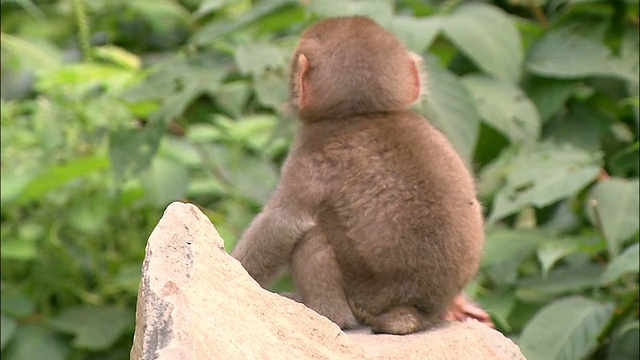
left=1, top=0, right=638, bottom=359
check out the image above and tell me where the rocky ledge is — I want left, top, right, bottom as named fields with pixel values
left=130, top=201, right=525, bottom=360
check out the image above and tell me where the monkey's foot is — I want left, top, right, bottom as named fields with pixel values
left=442, top=294, right=494, bottom=328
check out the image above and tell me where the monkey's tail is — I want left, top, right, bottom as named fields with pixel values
left=369, top=306, right=434, bottom=335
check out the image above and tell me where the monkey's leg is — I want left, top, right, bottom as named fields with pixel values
left=290, top=228, right=358, bottom=329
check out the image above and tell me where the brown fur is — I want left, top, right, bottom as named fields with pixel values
left=232, top=16, right=485, bottom=335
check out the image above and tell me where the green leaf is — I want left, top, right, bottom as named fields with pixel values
left=18, top=156, right=109, bottom=203
left=517, top=264, right=604, bottom=301
left=68, top=194, right=111, bottom=235
left=476, top=290, right=516, bottom=331
left=544, top=104, right=609, bottom=153
left=388, top=16, right=441, bottom=53
left=0, top=33, right=61, bottom=72
left=158, top=137, right=202, bottom=168
left=0, top=240, right=37, bottom=261
left=192, top=0, right=237, bottom=19
left=141, top=156, right=190, bottom=207
left=48, top=305, right=133, bottom=350
left=608, top=321, right=640, bottom=360
left=1, top=314, right=16, bottom=349
left=422, top=61, right=479, bottom=162
left=588, top=178, right=640, bottom=255
left=192, top=0, right=296, bottom=45
left=0, top=294, right=35, bottom=317
left=212, top=82, right=252, bottom=118
left=307, top=0, right=394, bottom=24
left=523, top=77, right=577, bottom=123
left=254, top=71, right=290, bottom=111
left=202, top=145, right=279, bottom=204
left=477, top=146, right=512, bottom=199
left=489, top=144, right=602, bottom=222
left=109, top=120, right=165, bottom=181
left=441, top=3, right=523, bottom=83
left=463, top=75, right=541, bottom=144
left=600, top=243, right=640, bottom=284
left=537, top=237, right=584, bottom=277
left=186, top=122, right=224, bottom=143
left=3, top=324, right=69, bottom=360
left=526, top=26, right=635, bottom=81
left=92, top=45, right=142, bottom=70
left=212, top=114, right=280, bottom=148
left=482, top=229, right=547, bottom=285
left=36, top=63, right=137, bottom=96
left=519, top=297, right=615, bottom=360
left=125, top=52, right=227, bottom=122
left=234, top=43, right=288, bottom=75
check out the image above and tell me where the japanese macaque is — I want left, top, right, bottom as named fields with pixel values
left=232, top=16, right=491, bottom=335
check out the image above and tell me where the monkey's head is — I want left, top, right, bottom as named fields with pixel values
left=290, top=16, right=425, bottom=123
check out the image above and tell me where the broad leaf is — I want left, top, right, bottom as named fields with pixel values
left=36, top=63, right=137, bottom=96
left=388, top=16, right=441, bottom=53
left=476, top=290, right=516, bottom=331
left=0, top=172, right=36, bottom=206
left=537, top=237, right=584, bottom=277
left=3, top=324, right=69, bottom=360
left=0, top=239, right=37, bottom=261
left=234, top=43, right=288, bottom=75
left=1, top=314, right=16, bottom=349
left=125, top=52, right=227, bottom=122
left=519, top=297, right=615, bottom=360
left=141, top=156, right=190, bottom=207
left=544, top=104, right=609, bottom=153
left=109, top=120, right=165, bottom=181
left=517, top=264, right=604, bottom=301
left=254, top=71, right=290, bottom=111
left=0, top=295, right=34, bottom=318
left=200, top=145, right=279, bottom=204
left=526, top=26, right=635, bottom=81
left=212, top=82, right=252, bottom=119
left=489, top=144, right=602, bottom=222
left=18, top=156, right=109, bottom=203
left=49, top=305, right=133, bottom=350
left=523, top=77, right=577, bottom=123
left=0, top=33, right=61, bottom=72
left=422, top=62, right=479, bottom=162
left=482, top=229, right=547, bottom=285
left=608, top=321, right=640, bottom=360
left=587, top=178, right=640, bottom=255
left=600, top=243, right=640, bottom=284
left=463, top=75, right=541, bottom=144
left=307, top=0, right=394, bottom=24
left=441, top=3, right=523, bottom=83
left=192, top=0, right=296, bottom=45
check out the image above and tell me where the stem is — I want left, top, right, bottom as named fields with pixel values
left=597, top=288, right=639, bottom=342
left=528, top=0, right=548, bottom=26
left=73, top=0, right=92, bottom=61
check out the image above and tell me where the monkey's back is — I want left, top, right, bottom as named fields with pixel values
left=297, top=110, right=484, bottom=319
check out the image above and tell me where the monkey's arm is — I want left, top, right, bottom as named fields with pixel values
left=231, top=151, right=324, bottom=286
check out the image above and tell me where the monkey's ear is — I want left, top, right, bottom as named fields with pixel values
left=294, top=54, right=310, bottom=109
left=407, top=52, right=425, bottom=104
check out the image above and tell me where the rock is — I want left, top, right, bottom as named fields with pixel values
left=131, top=201, right=526, bottom=360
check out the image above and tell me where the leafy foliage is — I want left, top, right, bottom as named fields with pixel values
left=1, top=0, right=638, bottom=359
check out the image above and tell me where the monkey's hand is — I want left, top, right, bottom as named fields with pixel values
left=442, top=294, right=494, bottom=328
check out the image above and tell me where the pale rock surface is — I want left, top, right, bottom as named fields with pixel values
left=131, top=201, right=526, bottom=360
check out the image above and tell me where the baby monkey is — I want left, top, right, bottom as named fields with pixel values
left=232, top=16, right=490, bottom=335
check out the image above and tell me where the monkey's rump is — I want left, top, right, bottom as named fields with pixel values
left=301, top=110, right=484, bottom=325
